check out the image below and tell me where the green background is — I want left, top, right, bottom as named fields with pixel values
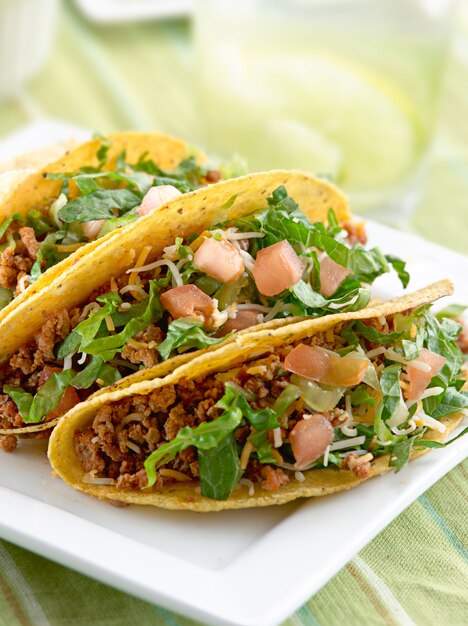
left=0, top=2, right=466, bottom=625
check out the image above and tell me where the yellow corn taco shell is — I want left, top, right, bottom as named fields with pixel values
left=48, top=280, right=464, bottom=512
left=0, top=132, right=199, bottom=326
left=0, top=167, right=349, bottom=436
left=0, top=168, right=349, bottom=360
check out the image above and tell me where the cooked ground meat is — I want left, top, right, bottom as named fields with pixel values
left=19, top=227, right=40, bottom=260
left=121, top=325, right=164, bottom=367
left=0, top=434, right=17, bottom=452
left=73, top=327, right=371, bottom=494
left=261, top=466, right=289, bottom=491
left=342, top=452, right=372, bottom=478
left=0, top=246, right=32, bottom=289
left=343, top=221, right=367, bottom=245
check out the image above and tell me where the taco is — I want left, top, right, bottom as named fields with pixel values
left=0, top=131, right=215, bottom=320
left=47, top=280, right=468, bottom=511
left=0, top=170, right=407, bottom=443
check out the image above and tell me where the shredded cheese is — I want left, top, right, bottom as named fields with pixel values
left=159, top=469, right=191, bottom=482
left=329, top=436, right=366, bottom=451
left=55, top=242, right=85, bottom=252
left=126, top=441, right=141, bottom=454
left=110, top=277, right=118, bottom=292
left=128, top=246, right=152, bottom=285
left=273, top=427, right=283, bottom=448
left=239, top=478, right=255, bottom=496
left=119, top=283, right=147, bottom=300
left=224, top=230, right=264, bottom=240
left=76, top=352, right=87, bottom=365
left=409, top=323, right=417, bottom=338
left=18, top=274, right=31, bottom=292
left=239, top=249, right=255, bottom=272
left=105, top=315, right=115, bottom=332
left=240, top=441, right=253, bottom=469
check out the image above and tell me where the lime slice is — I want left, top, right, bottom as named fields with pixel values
left=249, top=52, right=421, bottom=190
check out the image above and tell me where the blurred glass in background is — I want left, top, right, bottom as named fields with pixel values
left=0, top=0, right=59, bottom=101
left=195, top=0, right=456, bottom=218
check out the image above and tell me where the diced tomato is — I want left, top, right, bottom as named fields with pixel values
left=319, top=255, right=351, bottom=297
left=160, top=284, right=214, bottom=322
left=137, top=185, right=182, bottom=218
left=38, top=366, right=80, bottom=421
left=193, top=237, right=244, bottom=284
left=405, top=348, right=446, bottom=401
left=82, top=220, right=104, bottom=240
left=289, top=414, right=334, bottom=467
left=284, top=343, right=368, bottom=387
left=218, top=310, right=259, bottom=336
left=46, top=387, right=81, bottom=421
left=252, top=240, right=303, bottom=296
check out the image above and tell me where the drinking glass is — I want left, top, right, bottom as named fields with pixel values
left=194, top=0, right=456, bottom=220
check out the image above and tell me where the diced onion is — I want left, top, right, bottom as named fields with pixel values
left=290, top=374, right=345, bottom=412
left=323, top=445, right=330, bottom=467
left=63, top=355, right=73, bottom=370
left=329, top=436, right=366, bottom=451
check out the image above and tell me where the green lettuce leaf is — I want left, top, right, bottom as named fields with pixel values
left=58, top=189, right=142, bottom=223
left=4, top=369, right=75, bottom=424
left=198, top=434, right=243, bottom=500
left=157, top=317, right=226, bottom=361
left=144, top=385, right=244, bottom=488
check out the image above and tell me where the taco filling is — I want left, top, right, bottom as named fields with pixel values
left=0, top=139, right=219, bottom=310
left=71, top=304, right=468, bottom=500
left=0, top=186, right=408, bottom=435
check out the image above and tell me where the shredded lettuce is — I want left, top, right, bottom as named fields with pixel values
left=4, top=369, right=75, bottom=424
left=157, top=317, right=226, bottom=361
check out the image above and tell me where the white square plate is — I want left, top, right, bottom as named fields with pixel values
left=0, top=122, right=466, bottom=626
left=73, top=0, right=192, bottom=23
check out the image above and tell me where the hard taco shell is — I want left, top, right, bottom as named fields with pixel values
left=47, top=279, right=463, bottom=511
left=0, top=132, right=199, bottom=327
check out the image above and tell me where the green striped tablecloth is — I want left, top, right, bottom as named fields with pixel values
left=0, top=2, right=466, bottom=625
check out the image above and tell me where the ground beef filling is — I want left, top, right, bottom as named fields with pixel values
left=73, top=324, right=381, bottom=494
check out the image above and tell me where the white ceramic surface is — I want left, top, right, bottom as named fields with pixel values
left=74, top=0, right=192, bottom=23
left=0, top=122, right=466, bottom=626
